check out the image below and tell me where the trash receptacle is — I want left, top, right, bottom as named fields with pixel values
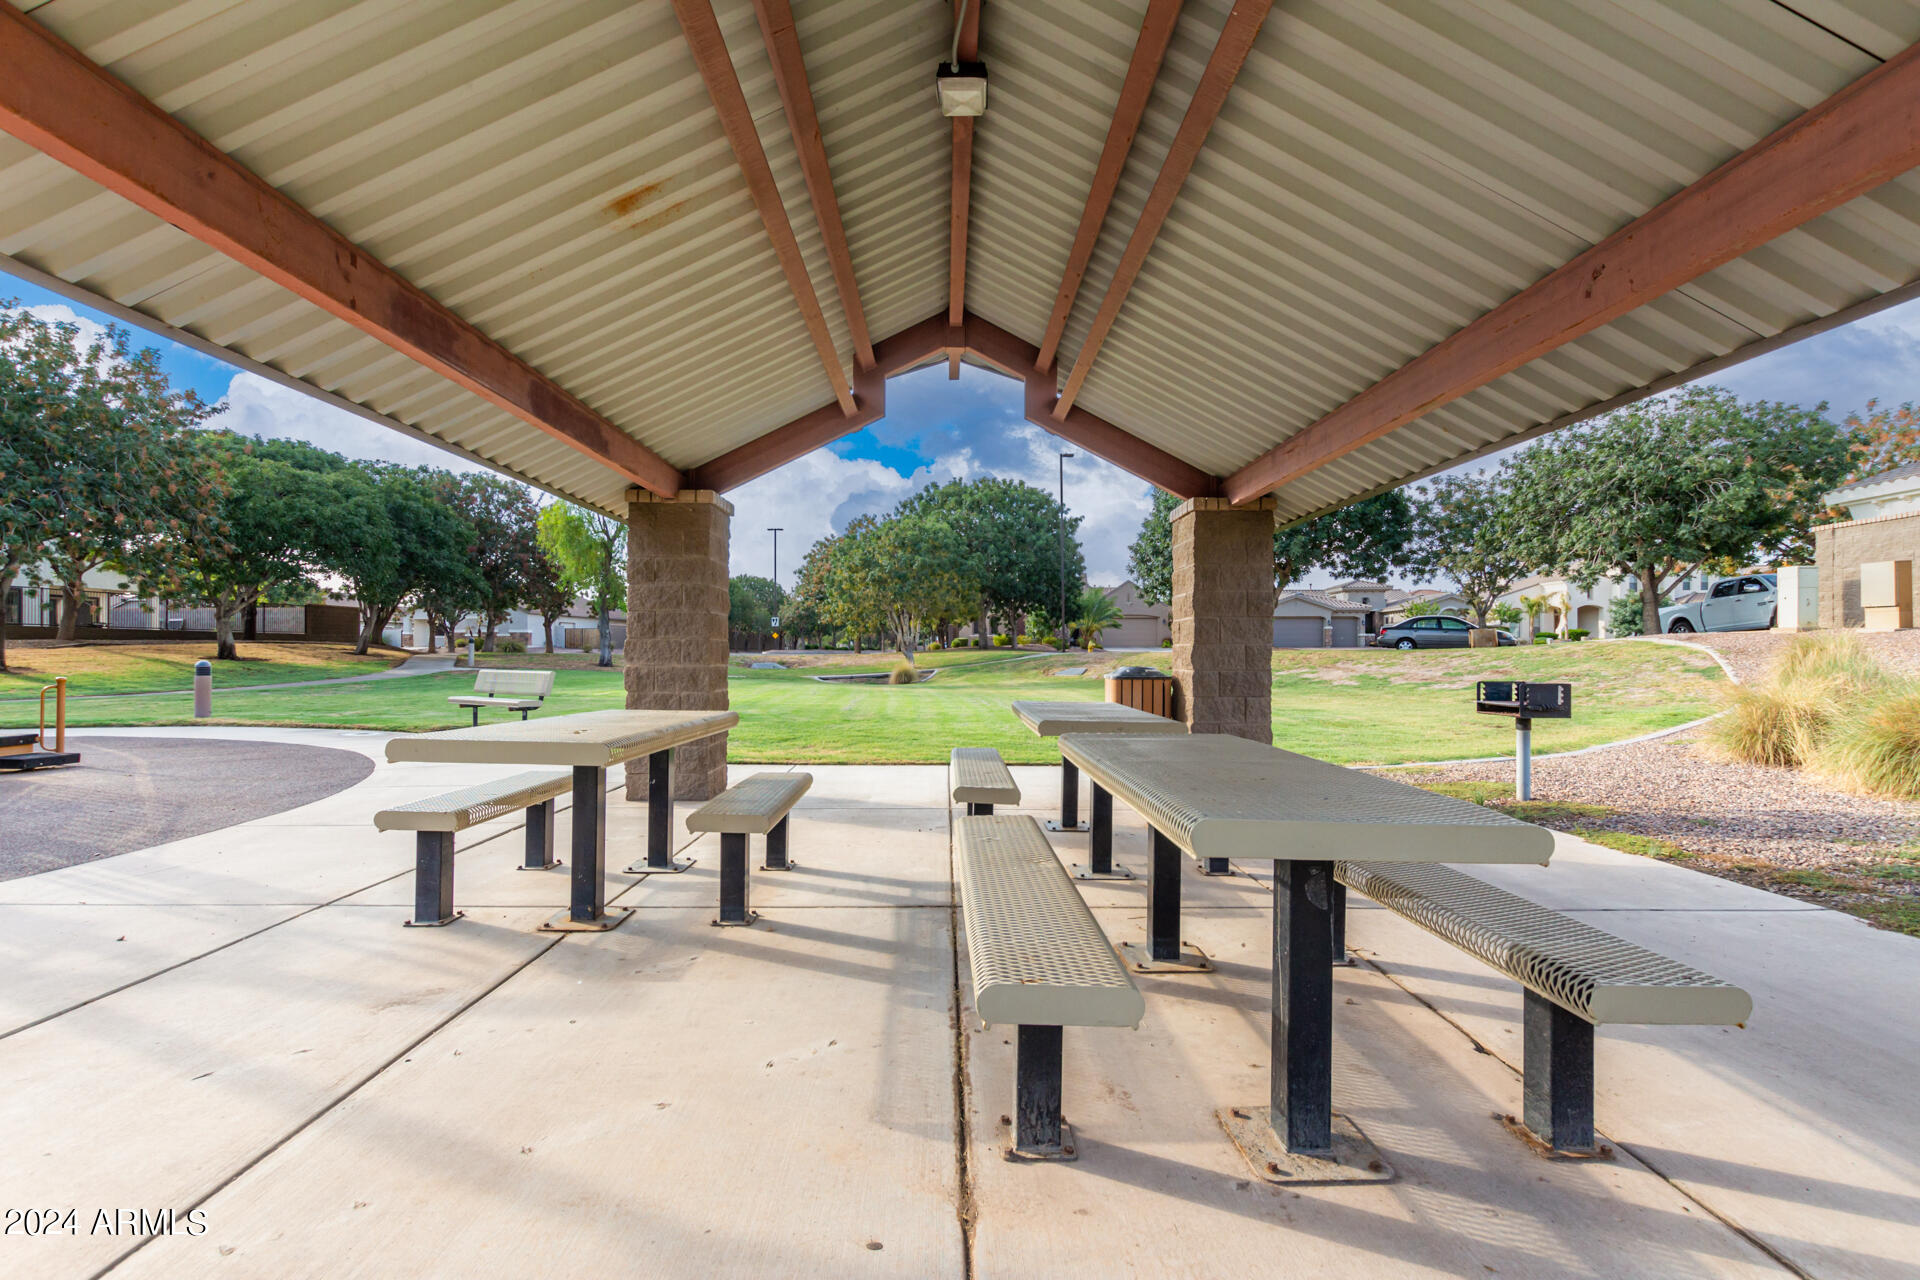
left=1104, top=665, right=1174, bottom=718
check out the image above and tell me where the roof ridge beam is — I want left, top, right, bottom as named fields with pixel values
left=1225, top=38, right=1920, bottom=505
left=750, top=0, right=875, bottom=371
left=675, top=0, right=858, bottom=414
left=0, top=5, right=684, bottom=496
left=1034, top=0, right=1184, bottom=375
left=1050, top=0, right=1272, bottom=418
left=947, top=0, right=983, bottom=379
left=691, top=311, right=1220, bottom=498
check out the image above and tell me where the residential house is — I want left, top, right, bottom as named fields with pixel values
left=1381, top=587, right=1470, bottom=626
left=1271, top=588, right=1370, bottom=648
left=5, top=563, right=137, bottom=631
left=1813, top=463, right=1920, bottom=627
left=1094, top=581, right=1169, bottom=648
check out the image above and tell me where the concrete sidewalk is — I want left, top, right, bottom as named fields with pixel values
left=0, top=753, right=1913, bottom=1277
left=0, top=653, right=459, bottom=704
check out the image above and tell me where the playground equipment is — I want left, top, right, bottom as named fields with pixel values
left=0, top=676, right=82, bottom=771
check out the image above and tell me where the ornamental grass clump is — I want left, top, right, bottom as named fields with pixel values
left=887, top=661, right=917, bottom=685
left=1818, top=692, right=1920, bottom=799
left=1712, top=634, right=1903, bottom=769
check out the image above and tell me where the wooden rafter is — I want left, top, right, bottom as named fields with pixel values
left=1051, top=0, right=1272, bottom=418
left=1224, top=38, right=1920, bottom=505
left=1034, top=0, right=1183, bottom=374
left=691, top=311, right=1219, bottom=497
left=946, top=0, right=982, bottom=379
left=750, top=0, right=874, bottom=371
left=0, top=5, right=684, bottom=496
left=675, top=0, right=857, bottom=414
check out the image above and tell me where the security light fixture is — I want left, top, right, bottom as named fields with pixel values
left=936, top=62, right=989, bottom=117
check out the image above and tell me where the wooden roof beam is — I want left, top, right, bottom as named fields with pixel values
left=0, top=5, right=684, bottom=496
left=675, top=0, right=857, bottom=414
left=946, top=0, right=982, bottom=380
left=1225, top=39, right=1920, bottom=505
left=692, top=311, right=1220, bottom=497
left=750, top=0, right=874, bottom=371
left=1050, top=0, right=1272, bottom=418
left=1034, top=0, right=1183, bottom=374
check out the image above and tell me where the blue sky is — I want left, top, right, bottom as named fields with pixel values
left=9, top=266, right=1920, bottom=590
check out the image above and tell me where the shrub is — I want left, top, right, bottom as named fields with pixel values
left=1818, top=692, right=1920, bottom=797
left=1016, top=633, right=1031, bottom=645
left=1608, top=591, right=1648, bottom=637
left=887, top=661, right=916, bottom=685
left=992, top=634, right=1009, bottom=648
left=1531, top=636, right=1549, bottom=645
left=497, top=638, right=526, bottom=654
left=1161, top=638, right=1172, bottom=648
left=1566, top=628, right=1589, bottom=642
left=1714, top=634, right=1902, bottom=768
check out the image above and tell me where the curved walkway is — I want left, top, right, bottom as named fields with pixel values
left=0, top=735, right=374, bottom=879
left=0, top=653, right=459, bottom=703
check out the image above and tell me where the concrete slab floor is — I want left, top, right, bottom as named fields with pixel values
left=0, top=754, right=1913, bottom=1278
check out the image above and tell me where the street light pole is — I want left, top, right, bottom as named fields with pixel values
left=1057, top=451, right=1075, bottom=651
left=767, top=527, right=782, bottom=650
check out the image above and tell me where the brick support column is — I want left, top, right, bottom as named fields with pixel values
left=625, top=488, right=731, bottom=801
left=1170, top=496, right=1275, bottom=741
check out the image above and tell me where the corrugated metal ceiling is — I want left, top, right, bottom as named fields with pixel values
left=3, top=0, right=1918, bottom=520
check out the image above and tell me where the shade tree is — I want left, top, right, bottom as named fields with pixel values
left=536, top=502, right=626, bottom=666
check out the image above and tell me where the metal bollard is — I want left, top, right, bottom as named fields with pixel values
left=1515, top=715, right=1532, bottom=801
left=193, top=659, right=212, bottom=718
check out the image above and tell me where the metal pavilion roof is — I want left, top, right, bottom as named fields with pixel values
left=2, top=0, right=1918, bottom=522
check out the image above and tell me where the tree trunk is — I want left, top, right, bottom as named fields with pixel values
left=354, top=604, right=389, bottom=655
left=597, top=602, right=612, bottom=668
left=1639, top=560, right=1663, bottom=637
left=213, top=593, right=241, bottom=661
left=0, top=557, right=16, bottom=672
left=56, top=577, right=84, bottom=642
left=543, top=616, right=557, bottom=655
left=483, top=615, right=499, bottom=652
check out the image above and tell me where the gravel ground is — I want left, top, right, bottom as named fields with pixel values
left=1661, top=628, right=1920, bottom=681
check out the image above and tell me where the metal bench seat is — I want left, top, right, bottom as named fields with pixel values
left=1336, top=860, right=1751, bottom=1152
left=448, top=669, right=556, bottom=725
left=957, top=813, right=1143, bottom=1158
left=684, top=772, right=813, bottom=925
left=375, top=769, right=572, bottom=926
left=949, top=747, right=1020, bottom=814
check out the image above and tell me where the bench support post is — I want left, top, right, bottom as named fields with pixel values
left=1523, top=990, right=1596, bottom=1153
left=1330, top=882, right=1352, bottom=965
left=1047, top=757, right=1088, bottom=832
left=523, top=799, right=557, bottom=870
left=1272, top=860, right=1335, bottom=1155
left=647, top=749, right=673, bottom=867
left=1014, top=1025, right=1067, bottom=1156
left=1149, top=829, right=1182, bottom=961
left=764, top=815, right=792, bottom=870
left=408, top=832, right=458, bottom=926
left=469, top=707, right=480, bottom=728
left=716, top=832, right=754, bottom=925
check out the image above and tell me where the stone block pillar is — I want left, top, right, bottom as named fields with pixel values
left=1170, top=496, right=1276, bottom=742
left=625, top=488, right=731, bottom=801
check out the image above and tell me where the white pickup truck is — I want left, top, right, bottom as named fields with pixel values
left=1659, top=574, right=1777, bottom=633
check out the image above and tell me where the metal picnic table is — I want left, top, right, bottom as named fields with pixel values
left=1008, top=701, right=1186, bottom=873
left=386, top=709, right=738, bottom=931
left=1058, top=732, right=1552, bottom=1181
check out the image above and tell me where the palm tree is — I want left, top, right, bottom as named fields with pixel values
left=1072, top=586, right=1123, bottom=651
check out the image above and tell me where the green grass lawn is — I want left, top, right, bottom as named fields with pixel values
left=11, top=639, right=1724, bottom=766
left=0, top=641, right=406, bottom=699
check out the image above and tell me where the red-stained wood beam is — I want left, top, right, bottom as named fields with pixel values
left=750, top=0, right=874, bottom=370
left=946, top=0, right=982, bottom=379
left=688, top=317, right=950, bottom=491
left=0, top=5, right=684, bottom=496
left=1226, top=40, right=1920, bottom=505
left=1052, top=0, right=1271, bottom=418
left=1034, top=0, right=1183, bottom=374
left=691, top=310, right=1221, bottom=496
left=675, top=0, right=857, bottom=414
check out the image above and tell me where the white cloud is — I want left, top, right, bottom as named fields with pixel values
left=212, top=371, right=489, bottom=473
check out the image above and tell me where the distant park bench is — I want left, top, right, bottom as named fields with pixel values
left=449, top=669, right=554, bottom=725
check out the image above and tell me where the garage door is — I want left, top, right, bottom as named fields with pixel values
left=1330, top=617, right=1361, bottom=648
left=1272, top=616, right=1323, bottom=648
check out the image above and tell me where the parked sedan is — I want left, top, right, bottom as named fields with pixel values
left=1371, top=616, right=1516, bottom=649
left=1658, top=574, right=1777, bottom=633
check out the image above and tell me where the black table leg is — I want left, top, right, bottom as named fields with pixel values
left=522, top=799, right=557, bottom=870
left=1271, top=860, right=1335, bottom=1155
left=1074, top=783, right=1132, bottom=880
left=569, top=765, right=606, bottom=923
left=1118, top=829, right=1210, bottom=971
left=764, top=814, right=793, bottom=869
left=626, top=747, right=695, bottom=875
left=1047, top=756, right=1087, bottom=831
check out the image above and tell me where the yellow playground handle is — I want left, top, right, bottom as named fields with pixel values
left=38, top=676, right=66, bottom=752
